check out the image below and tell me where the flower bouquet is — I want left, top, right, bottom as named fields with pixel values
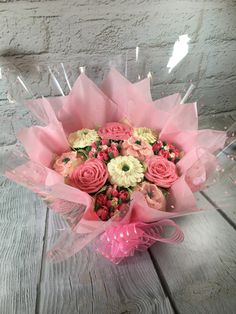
left=0, top=54, right=230, bottom=264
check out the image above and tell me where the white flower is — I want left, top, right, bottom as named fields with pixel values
left=107, top=156, right=144, bottom=187
left=68, top=128, right=99, bottom=148
left=133, top=127, right=157, bottom=144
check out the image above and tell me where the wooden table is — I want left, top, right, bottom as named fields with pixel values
left=0, top=115, right=235, bottom=314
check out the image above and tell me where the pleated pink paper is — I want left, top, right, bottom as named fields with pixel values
left=3, top=69, right=227, bottom=262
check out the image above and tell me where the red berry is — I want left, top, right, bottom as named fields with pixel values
left=97, top=207, right=109, bottom=221
left=106, top=200, right=113, bottom=207
left=168, top=144, right=175, bottom=151
left=101, top=139, right=109, bottom=145
left=174, top=150, right=180, bottom=157
left=106, top=186, right=113, bottom=195
left=152, top=140, right=163, bottom=152
left=112, top=189, right=119, bottom=197
left=96, top=194, right=107, bottom=206
left=119, top=190, right=129, bottom=202
left=158, top=149, right=170, bottom=159
left=97, top=150, right=109, bottom=161
left=91, top=142, right=97, bottom=149
left=117, top=203, right=127, bottom=212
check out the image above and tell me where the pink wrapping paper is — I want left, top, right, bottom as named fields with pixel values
left=2, top=69, right=227, bottom=263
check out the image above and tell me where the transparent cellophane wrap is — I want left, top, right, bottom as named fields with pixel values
left=0, top=47, right=235, bottom=264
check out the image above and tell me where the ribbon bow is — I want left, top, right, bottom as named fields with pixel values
left=96, top=219, right=184, bottom=264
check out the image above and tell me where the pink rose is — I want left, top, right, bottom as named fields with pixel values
left=53, top=151, right=83, bottom=177
left=136, top=182, right=166, bottom=210
left=145, top=156, right=178, bottom=188
left=69, top=159, right=108, bottom=193
left=98, top=122, right=133, bottom=140
left=121, top=136, right=154, bottom=162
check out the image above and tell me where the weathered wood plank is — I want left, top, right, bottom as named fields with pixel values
left=0, top=178, right=47, bottom=314
left=38, top=210, right=174, bottom=314
left=150, top=194, right=236, bottom=314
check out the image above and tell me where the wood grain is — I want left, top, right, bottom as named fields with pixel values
left=150, top=195, right=236, bottom=314
left=0, top=178, right=47, bottom=314
left=37, top=210, right=174, bottom=314
left=0, top=113, right=234, bottom=314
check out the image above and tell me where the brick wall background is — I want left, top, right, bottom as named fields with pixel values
left=0, top=0, right=235, bottom=117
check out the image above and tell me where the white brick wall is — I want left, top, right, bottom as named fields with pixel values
left=0, top=0, right=235, bottom=115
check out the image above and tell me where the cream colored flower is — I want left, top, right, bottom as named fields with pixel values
left=68, top=128, right=99, bottom=148
left=107, top=156, right=144, bottom=187
left=133, top=127, right=158, bottom=144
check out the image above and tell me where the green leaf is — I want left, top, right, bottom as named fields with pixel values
left=95, top=184, right=108, bottom=195
left=108, top=152, right=114, bottom=159
left=62, top=157, right=70, bottom=164
left=109, top=206, right=114, bottom=212
left=94, top=203, right=100, bottom=211
left=160, top=187, right=169, bottom=198
left=77, top=150, right=88, bottom=159
left=174, top=157, right=180, bottom=164
left=127, top=187, right=133, bottom=194
left=107, top=194, right=112, bottom=200
left=95, top=140, right=101, bottom=147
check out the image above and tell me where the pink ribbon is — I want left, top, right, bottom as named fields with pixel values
left=96, top=219, right=184, bottom=264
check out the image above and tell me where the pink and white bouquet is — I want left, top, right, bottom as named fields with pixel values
left=55, top=123, right=181, bottom=222
left=0, top=66, right=227, bottom=264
